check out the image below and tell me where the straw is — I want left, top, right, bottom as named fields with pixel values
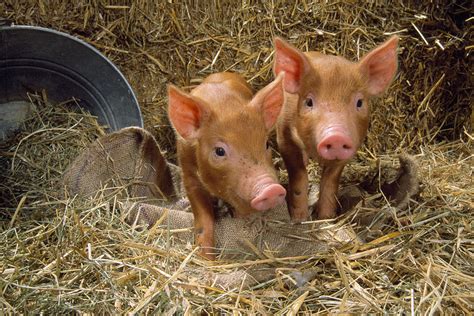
left=1, top=1, right=472, bottom=314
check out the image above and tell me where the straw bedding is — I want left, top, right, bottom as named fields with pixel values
left=1, top=0, right=472, bottom=314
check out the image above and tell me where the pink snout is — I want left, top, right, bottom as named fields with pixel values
left=250, top=184, right=286, bottom=211
left=317, top=133, right=355, bottom=161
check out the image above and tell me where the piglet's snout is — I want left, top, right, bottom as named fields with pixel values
left=317, top=132, right=355, bottom=161
left=251, top=183, right=286, bottom=211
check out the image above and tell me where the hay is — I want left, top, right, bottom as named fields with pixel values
left=0, top=93, right=106, bottom=211
left=1, top=0, right=473, bottom=314
left=1, top=95, right=472, bottom=313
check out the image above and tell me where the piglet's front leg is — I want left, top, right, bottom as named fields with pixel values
left=314, top=164, right=345, bottom=219
left=184, top=179, right=216, bottom=260
left=279, top=130, right=310, bottom=222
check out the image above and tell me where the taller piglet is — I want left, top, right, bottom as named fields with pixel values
left=273, top=36, right=399, bottom=220
left=168, top=72, right=286, bottom=259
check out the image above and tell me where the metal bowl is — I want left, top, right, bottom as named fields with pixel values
left=0, top=25, right=143, bottom=131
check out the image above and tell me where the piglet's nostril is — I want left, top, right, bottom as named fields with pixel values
left=251, top=184, right=287, bottom=211
left=317, top=133, right=355, bottom=161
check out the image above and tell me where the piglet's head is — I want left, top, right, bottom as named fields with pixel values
left=168, top=74, right=287, bottom=217
left=274, top=36, right=399, bottom=163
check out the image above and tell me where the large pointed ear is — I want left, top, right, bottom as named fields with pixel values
left=251, top=72, right=285, bottom=130
left=273, top=37, right=310, bottom=94
left=167, top=85, right=208, bottom=140
left=359, top=36, right=399, bottom=96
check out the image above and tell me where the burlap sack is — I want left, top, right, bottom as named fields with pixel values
left=62, top=127, right=177, bottom=201
left=62, top=127, right=419, bottom=288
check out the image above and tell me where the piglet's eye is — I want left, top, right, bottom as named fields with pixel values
left=356, top=99, right=363, bottom=108
left=215, top=147, right=226, bottom=157
left=304, top=97, right=313, bottom=108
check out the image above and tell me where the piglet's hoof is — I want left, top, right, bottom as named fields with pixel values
left=314, top=211, right=337, bottom=220
left=198, top=248, right=216, bottom=261
left=289, top=207, right=310, bottom=223
left=196, top=232, right=216, bottom=260
left=311, top=203, right=337, bottom=220
left=197, top=240, right=216, bottom=260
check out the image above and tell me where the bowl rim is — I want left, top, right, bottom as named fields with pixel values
left=0, top=24, right=144, bottom=129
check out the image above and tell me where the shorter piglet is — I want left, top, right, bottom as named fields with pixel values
left=273, top=36, right=399, bottom=221
left=168, top=72, right=286, bottom=259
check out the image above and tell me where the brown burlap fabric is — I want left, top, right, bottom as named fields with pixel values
left=62, top=127, right=418, bottom=289
left=62, top=127, right=177, bottom=201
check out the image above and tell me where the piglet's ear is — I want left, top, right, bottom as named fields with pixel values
left=167, top=85, right=207, bottom=140
left=252, top=72, right=285, bottom=130
left=273, top=37, right=310, bottom=94
left=359, top=36, right=399, bottom=96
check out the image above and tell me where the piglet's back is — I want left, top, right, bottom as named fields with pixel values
left=191, top=72, right=254, bottom=109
